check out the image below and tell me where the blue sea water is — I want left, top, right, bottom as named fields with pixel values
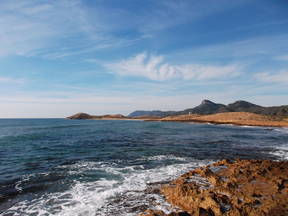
left=0, top=119, right=287, bottom=216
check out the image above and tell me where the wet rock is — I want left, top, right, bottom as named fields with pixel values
left=140, top=159, right=288, bottom=216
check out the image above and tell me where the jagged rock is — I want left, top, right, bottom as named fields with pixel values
left=141, top=159, right=288, bottom=216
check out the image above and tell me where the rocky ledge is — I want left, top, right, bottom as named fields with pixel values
left=140, top=159, right=288, bottom=216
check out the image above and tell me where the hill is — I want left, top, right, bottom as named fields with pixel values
left=178, top=99, right=231, bottom=115
left=128, top=100, right=288, bottom=118
left=67, top=113, right=125, bottom=120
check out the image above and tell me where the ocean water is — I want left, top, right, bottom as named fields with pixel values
left=0, top=119, right=287, bottom=216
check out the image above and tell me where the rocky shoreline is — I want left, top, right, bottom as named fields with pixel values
left=67, top=112, right=288, bottom=128
left=158, top=112, right=288, bottom=128
left=140, top=159, right=288, bottom=216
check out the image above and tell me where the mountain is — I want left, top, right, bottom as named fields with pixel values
left=128, top=100, right=288, bottom=117
left=227, top=100, right=264, bottom=112
left=178, top=100, right=231, bottom=115
left=228, top=100, right=288, bottom=116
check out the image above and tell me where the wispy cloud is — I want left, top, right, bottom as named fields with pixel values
left=274, top=55, right=288, bottom=61
left=0, top=0, right=142, bottom=58
left=106, top=52, right=241, bottom=81
left=0, top=77, right=25, bottom=84
left=255, top=70, right=288, bottom=83
left=0, top=0, right=251, bottom=59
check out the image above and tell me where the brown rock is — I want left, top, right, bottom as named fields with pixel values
left=67, top=112, right=92, bottom=119
left=141, top=159, right=288, bottom=216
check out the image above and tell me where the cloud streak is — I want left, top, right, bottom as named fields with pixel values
left=255, top=70, right=288, bottom=83
left=0, top=0, right=143, bottom=58
left=106, top=53, right=241, bottom=81
left=275, top=55, right=288, bottom=61
left=0, top=77, right=25, bottom=84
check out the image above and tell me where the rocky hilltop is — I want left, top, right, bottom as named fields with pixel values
left=140, top=159, right=288, bottom=216
left=128, top=100, right=288, bottom=118
left=178, top=100, right=231, bottom=115
left=67, top=113, right=125, bottom=120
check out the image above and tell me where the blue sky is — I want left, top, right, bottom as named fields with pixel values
left=1, top=0, right=288, bottom=117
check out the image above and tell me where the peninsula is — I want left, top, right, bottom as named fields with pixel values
left=67, top=100, right=288, bottom=128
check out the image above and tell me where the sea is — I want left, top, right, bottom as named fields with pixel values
left=0, top=119, right=287, bottom=216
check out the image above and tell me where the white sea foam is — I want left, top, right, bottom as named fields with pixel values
left=270, top=146, right=288, bottom=160
left=3, top=159, right=210, bottom=216
left=273, top=128, right=288, bottom=134
left=139, top=154, right=188, bottom=162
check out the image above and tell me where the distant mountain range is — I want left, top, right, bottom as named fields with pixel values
left=128, top=100, right=288, bottom=117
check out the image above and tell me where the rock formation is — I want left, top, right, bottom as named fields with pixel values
left=67, top=112, right=92, bottom=119
left=140, top=159, right=288, bottom=216
left=67, top=113, right=125, bottom=120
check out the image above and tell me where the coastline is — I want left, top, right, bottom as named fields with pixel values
left=140, top=159, right=288, bottom=216
left=67, top=112, right=288, bottom=128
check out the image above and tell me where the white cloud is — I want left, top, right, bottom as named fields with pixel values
left=106, top=53, right=241, bottom=81
left=255, top=70, right=288, bottom=83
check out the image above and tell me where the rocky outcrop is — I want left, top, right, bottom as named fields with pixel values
left=67, top=113, right=126, bottom=120
left=140, top=159, right=288, bottom=216
left=67, top=112, right=92, bottom=119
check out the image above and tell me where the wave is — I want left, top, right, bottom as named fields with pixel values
left=138, top=154, right=188, bottom=162
left=3, top=159, right=210, bottom=216
left=270, top=146, right=288, bottom=160
left=273, top=128, right=288, bottom=134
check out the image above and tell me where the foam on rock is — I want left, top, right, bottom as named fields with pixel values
left=140, top=159, right=288, bottom=216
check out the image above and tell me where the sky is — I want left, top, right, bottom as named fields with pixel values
left=0, top=0, right=288, bottom=117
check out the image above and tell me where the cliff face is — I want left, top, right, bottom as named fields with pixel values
left=141, top=159, right=288, bottom=216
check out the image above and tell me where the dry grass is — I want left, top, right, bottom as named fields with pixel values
left=159, top=112, right=288, bottom=127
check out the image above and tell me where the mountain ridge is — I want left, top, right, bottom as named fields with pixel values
left=128, top=99, right=288, bottom=117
